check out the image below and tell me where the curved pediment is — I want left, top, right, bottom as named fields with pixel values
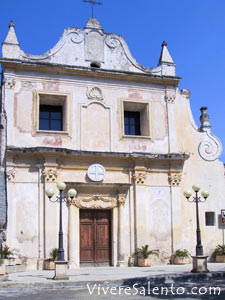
left=2, top=19, right=176, bottom=76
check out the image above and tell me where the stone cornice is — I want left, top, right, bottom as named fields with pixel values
left=7, top=146, right=189, bottom=162
left=0, top=58, right=181, bottom=86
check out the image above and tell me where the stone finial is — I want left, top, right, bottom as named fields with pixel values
left=9, top=20, right=15, bottom=28
left=2, top=20, right=21, bottom=59
left=181, top=89, right=191, bottom=99
left=158, top=41, right=175, bottom=66
left=3, top=21, right=19, bottom=45
left=200, top=106, right=211, bottom=131
left=84, top=18, right=103, bottom=31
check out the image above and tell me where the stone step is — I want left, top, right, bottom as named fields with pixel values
left=5, top=264, right=26, bottom=274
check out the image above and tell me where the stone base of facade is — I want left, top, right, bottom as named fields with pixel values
left=53, top=261, right=69, bottom=280
left=191, top=256, right=209, bottom=273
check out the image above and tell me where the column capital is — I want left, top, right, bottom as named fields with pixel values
left=117, top=193, right=126, bottom=207
left=169, top=173, right=182, bottom=186
left=132, top=171, right=146, bottom=185
left=42, top=168, right=58, bottom=183
left=165, top=94, right=176, bottom=104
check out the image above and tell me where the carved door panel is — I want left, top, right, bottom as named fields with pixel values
left=80, top=209, right=111, bottom=266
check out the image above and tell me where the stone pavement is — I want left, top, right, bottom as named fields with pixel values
left=0, top=263, right=225, bottom=288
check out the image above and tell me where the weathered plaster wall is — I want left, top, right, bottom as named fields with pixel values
left=4, top=71, right=170, bottom=155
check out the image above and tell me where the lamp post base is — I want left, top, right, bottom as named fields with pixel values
left=53, top=261, right=69, bottom=280
left=191, top=256, right=209, bottom=273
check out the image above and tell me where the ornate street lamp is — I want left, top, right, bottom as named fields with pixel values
left=184, top=185, right=209, bottom=256
left=46, top=182, right=77, bottom=261
left=184, top=184, right=210, bottom=273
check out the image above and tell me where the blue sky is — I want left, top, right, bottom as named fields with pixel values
left=0, top=0, right=224, bottom=162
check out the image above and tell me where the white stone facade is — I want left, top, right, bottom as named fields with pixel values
left=0, top=19, right=224, bottom=269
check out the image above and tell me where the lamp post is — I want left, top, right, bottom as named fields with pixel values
left=184, top=184, right=210, bottom=272
left=46, top=182, right=77, bottom=278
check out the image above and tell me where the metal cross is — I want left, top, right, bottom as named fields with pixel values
left=83, top=0, right=102, bottom=18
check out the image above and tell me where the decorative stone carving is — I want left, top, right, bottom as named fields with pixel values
left=22, top=81, right=34, bottom=89
left=105, top=35, right=120, bottom=49
left=87, top=164, right=106, bottom=182
left=181, top=89, right=191, bottom=99
left=169, top=173, right=182, bottom=186
left=6, top=168, right=16, bottom=181
left=198, top=131, right=222, bottom=161
left=118, top=194, right=126, bottom=207
left=70, top=30, right=84, bottom=44
left=75, top=195, right=117, bottom=209
left=198, top=107, right=222, bottom=161
left=42, top=168, right=58, bottom=182
left=87, top=87, right=104, bottom=101
left=5, top=78, right=16, bottom=89
left=132, top=172, right=146, bottom=185
left=165, top=94, right=176, bottom=103
left=200, top=106, right=211, bottom=131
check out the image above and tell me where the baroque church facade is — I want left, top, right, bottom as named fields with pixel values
left=0, top=18, right=224, bottom=269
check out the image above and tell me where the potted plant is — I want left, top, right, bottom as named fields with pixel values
left=171, top=249, right=190, bottom=265
left=134, top=245, right=159, bottom=267
left=214, top=245, right=225, bottom=263
left=43, top=248, right=58, bottom=270
left=0, top=258, right=5, bottom=276
left=0, top=245, right=13, bottom=266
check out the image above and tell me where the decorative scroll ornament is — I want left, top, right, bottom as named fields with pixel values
left=169, top=174, right=182, bottom=186
left=42, top=168, right=58, bottom=182
left=105, top=35, right=120, bottom=49
left=87, top=87, right=104, bottom=101
left=75, top=195, right=117, bottom=209
left=198, top=131, right=222, bottom=161
left=132, top=172, right=146, bottom=185
left=165, top=94, right=176, bottom=103
left=6, top=168, right=16, bottom=181
left=5, top=78, right=16, bottom=89
left=69, top=30, right=84, bottom=44
left=198, top=107, right=222, bottom=161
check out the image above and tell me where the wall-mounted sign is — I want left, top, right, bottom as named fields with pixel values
left=221, top=210, right=225, bottom=224
left=87, top=164, right=106, bottom=182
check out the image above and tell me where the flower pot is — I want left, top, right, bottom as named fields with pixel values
left=138, top=258, right=151, bottom=267
left=216, top=255, right=225, bottom=263
left=43, top=260, right=55, bottom=270
left=172, top=257, right=188, bottom=265
left=0, top=266, right=5, bottom=276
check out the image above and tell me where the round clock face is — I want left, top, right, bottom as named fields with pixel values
left=87, top=164, right=106, bottom=182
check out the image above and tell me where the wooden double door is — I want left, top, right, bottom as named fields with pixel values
left=80, top=209, right=111, bottom=266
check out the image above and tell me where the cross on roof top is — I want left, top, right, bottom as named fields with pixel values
left=83, top=0, right=102, bottom=18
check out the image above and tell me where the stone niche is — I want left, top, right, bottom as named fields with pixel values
left=81, top=101, right=111, bottom=151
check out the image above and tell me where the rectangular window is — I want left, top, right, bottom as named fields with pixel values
left=205, top=212, right=215, bottom=226
left=124, top=111, right=141, bottom=135
left=122, top=101, right=150, bottom=137
left=39, top=105, right=63, bottom=131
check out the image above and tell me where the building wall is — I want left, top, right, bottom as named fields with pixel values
left=1, top=19, right=224, bottom=268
